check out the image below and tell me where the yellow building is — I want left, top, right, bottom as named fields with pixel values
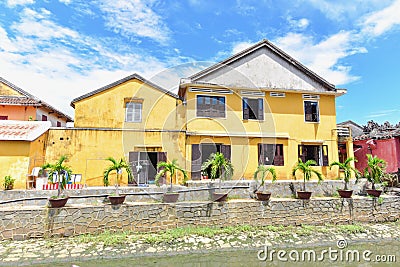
left=45, top=74, right=186, bottom=186
left=179, top=40, right=349, bottom=180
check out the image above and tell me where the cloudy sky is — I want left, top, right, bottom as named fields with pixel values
left=1, top=0, right=400, bottom=125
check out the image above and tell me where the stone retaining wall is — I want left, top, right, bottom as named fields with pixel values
left=0, top=179, right=368, bottom=206
left=1, top=195, right=399, bottom=241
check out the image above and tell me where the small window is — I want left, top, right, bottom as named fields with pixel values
left=258, top=144, right=284, bottom=166
left=243, top=98, right=264, bottom=120
left=42, top=115, right=47, bottom=121
left=126, top=102, right=142, bottom=122
left=56, top=121, right=61, bottom=127
left=196, top=95, right=226, bottom=118
left=298, top=145, right=328, bottom=166
left=304, top=101, right=319, bottom=122
left=0, top=116, right=8, bottom=120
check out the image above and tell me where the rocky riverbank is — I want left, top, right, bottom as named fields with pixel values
left=1, top=221, right=400, bottom=266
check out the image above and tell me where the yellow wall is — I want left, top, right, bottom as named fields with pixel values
left=0, top=82, right=24, bottom=96
left=73, top=79, right=184, bottom=130
left=184, top=88, right=340, bottom=180
left=45, top=129, right=187, bottom=186
left=0, top=136, right=47, bottom=189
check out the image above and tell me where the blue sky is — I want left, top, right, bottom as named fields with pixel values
left=1, top=0, right=400, bottom=125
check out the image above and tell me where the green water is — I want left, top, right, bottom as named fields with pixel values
left=31, top=241, right=399, bottom=267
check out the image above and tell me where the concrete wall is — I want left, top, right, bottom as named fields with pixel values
left=1, top=195, right=399, bottom=241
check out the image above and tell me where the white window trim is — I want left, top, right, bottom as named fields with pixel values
left=303, top=100, right=320, bottom=123
left=195, top=94, right=227, bottom=119
left=242, top=97, right=265, bottom=121
left=125, top=102, right=142, bottom=123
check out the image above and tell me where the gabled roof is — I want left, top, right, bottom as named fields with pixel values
left=181, top=39, right=336, bottom=95
left=0, top=120, right=51, bottom=141
left=70, top=73, right=179, bottom=108
left=0, top=77, right=73, bottom=122
left=337, top=120, right=363, bottom=130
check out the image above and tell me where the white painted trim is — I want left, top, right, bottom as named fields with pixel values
left=186, top=131, right=289, bottom=138
left=189, top=87, right=233, bottom=94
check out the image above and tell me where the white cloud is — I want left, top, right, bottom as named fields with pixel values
left=273, top=32, right=366, bottom=85
left=59, top=0, right=71, bottom=4
left=96, top=0, right=171, bottom=43
left=306, top=0, right=393, bottom=22
left=287, top=17, right=310, bottom=30
left=6, top=0, right=34, bottom=7
left=231, top=41, right=256, bottom=54
left=0, top=7, right=172, bottom=117
left=361, top=0, right=400, bottom=36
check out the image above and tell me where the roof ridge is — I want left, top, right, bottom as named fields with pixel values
left=187, top=39, right=336, bottom=91
left=70, top=73, right=179, bottom=108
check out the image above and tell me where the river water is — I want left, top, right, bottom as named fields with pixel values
left=32, top=240, right=399, bottom=267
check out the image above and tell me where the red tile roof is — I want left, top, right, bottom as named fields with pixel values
left=0, top=120, right=51, bottom=141
left=0, top=96, right=41, bottom=106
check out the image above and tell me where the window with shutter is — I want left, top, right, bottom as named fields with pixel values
left=298, top=145, right=327, bottom=166
left=191, top=144, right=202, bottom=180
left=196, top=95, right=225, bottom=118
left=304, top=101, right=319, bottom=122
left=258, top=144, right=284, bottom=166
left=242, top=98, right=264, bottom=120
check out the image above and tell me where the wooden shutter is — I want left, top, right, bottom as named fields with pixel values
left=157, top=152, right=167, bottom=185
left=220, top=145, right=231, bottom=160
left=322, top=145, right=329, bottom=166
left=298, top=145, right=306, bottom=162
left=274, top=144, right=284, bottom=166
left=258, top=143, right=264, bottom=165
left=128, top=152, right=139, bottom=185
left=258, top=99, right=264, bottom=120
left=243, top=98, right=249, bottom=120
left=191, top=144, right=201, bottom=180
left=304, top=101, right=312, bottom=122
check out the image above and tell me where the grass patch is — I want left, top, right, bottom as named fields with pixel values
left=76, top=230, right=131, bottom=246
left=337, top=224, right=366, bottom=234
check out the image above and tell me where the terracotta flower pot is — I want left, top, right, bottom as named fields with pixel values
left=163, top=192, right=179, bottom=203
left=108, top=195, right=126, bottom=205
left=48, top=197, right=69, bottom=208
left=337, top=190, right=353, bottom=198
left=366, top=189, right=382, bottom=197
left=297, top=191, right=312, bottom=200
left=212, top=192, right=228, bottom=202
left=256, top=192, right=272, bottom=201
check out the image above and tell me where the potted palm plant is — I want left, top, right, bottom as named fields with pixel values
left=42, top=155, right=72, bottom=208
left=201, top=152, right=234, bottom=202
left=292, top=158, right=323, bottom=200
left=364, top=154, right=386, bottom=197
left=330, top=157, right=360, bottom=198
left=155, top=159, right=188, bottom=203
left=103, top=157, right=132, bottom=205
left=3, top=175, right=15, bottom=190
left=253, top=165, right=277, bottom=201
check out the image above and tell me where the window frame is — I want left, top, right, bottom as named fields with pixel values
left=298, top=144, right=329, bottom=166
left=196, top=94, right=226, bottom=118
left=125, top=102, right=142, bottom=123
left=303, top=100, right=320, bottom=123
left=258, top=143, right=284, bottom=166
left=242, top=97, right=264, bottom=121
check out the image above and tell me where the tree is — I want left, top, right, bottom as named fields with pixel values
left=42, top=155, right=72, bottom=198
left=364, top=154, right=386, bottom=189
left=155, top=159, right=187, bottom=192
left=103, top=157, right=132, bottom=196
left=253, top=165, right=277, bottom=192
left=292, top=158, right=323, bottom=192
left=330, top=157, right=360, bottom=190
